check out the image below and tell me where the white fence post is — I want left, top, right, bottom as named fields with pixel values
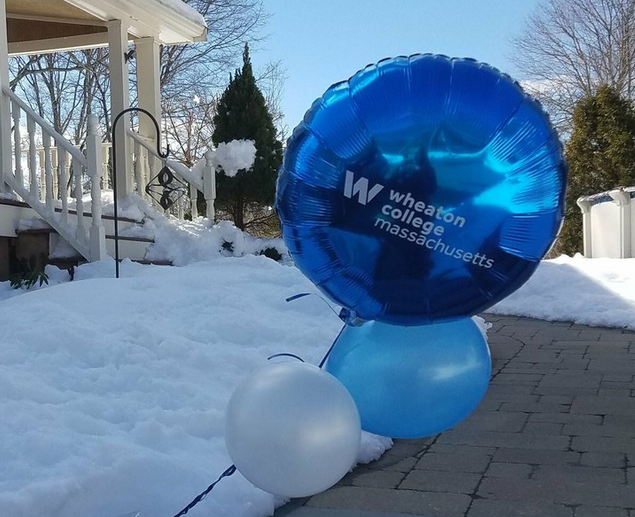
left=609, top=189, right=632, bottom=259
left=576, top=198, right=592, bottom=258
left=203, top=149, right=216, bottom=221
left=86, top=115, right=106, bottom=261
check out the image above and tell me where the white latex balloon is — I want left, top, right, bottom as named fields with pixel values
left=225, top=361, right=361, bottom=497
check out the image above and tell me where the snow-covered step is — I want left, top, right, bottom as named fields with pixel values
left=0, top=198, right=38, bottom=237
left=0, top=199, right=146, bottom=240
left=105, top=235, right=154, bottom=262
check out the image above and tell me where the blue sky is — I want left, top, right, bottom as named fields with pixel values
left=252, top=0, right=542, bottom=132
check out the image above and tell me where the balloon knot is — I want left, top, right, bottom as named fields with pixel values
left=339, top=308, right=367, bottom=327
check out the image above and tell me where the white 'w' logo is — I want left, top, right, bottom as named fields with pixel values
left=343, top=170, right=384, bottom=205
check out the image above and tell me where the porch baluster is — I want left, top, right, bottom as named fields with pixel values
left=27, top=116, right=38, bottom=199
left=73, top=156, right=85, bottom=241
left=51, top=147, right=59, bottom=199
left=190, top=180, right=198, bottom=218
left=37, top=149, right=45, bottom=203
left=43, top=132, right=53, bottom=210
left=140, top=147, right=150, bottom=203
left=101, top=143, right=111, bottom=190
left=147, top=148, right=158, bottom=210
left=11, top=100, right=22, bottom=188
left=133, top=139, right=143, bottom=198
left=58, top=147, right=68, bottom=223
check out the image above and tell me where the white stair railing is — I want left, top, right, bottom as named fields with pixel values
left=2, top=85, right=106, bottom=261
left=126, top=129, right=216, bottom=220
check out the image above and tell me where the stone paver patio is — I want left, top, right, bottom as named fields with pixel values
left=276, top=314, right=635, bottom=517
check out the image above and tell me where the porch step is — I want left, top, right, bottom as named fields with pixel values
left=47, top=255, right=173, bottom=270
left=106, top=234, right=154, bottom=242
left=0, top=198, right=144, bottom=239
left=57, top=207, right=143, bottom=224
left=46, top=255, right=172, bottom=278
left=0, top=198, right=143, bottom=224
left=2, top=200, right=172, bottom=272
left=105, top=234, right=155, bottom=261
left=13, top=220, right=161, bottom=267
left=48, top=256, right=86, bottom=279
left=133, top=259, right=173, bottom=266
left=0, top=198, right=30, bottom=208
left=16, top=227, right=56, bottom=235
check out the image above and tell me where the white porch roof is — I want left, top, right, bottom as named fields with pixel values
left=6, top=0, right=208, bottom=54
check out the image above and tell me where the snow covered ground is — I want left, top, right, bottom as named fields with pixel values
left=1, top=218, right=634, bottom=517
left=489, top=255, right=635, bottom=330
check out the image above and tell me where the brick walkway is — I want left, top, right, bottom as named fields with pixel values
left=275, top=314, right=635, bottom=517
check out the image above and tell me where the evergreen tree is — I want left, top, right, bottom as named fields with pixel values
left=211, top=43, right=283, bottom=232
left=558, top=85, right=635, bottom=255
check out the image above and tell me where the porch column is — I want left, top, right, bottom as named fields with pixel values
left=609, top=188, right=632, bottom=259
left=107, top=20, right=132, bottom=200
left=135, top=37, right=162, bottom=176
left=0, top=0, right=11, bottom=192
left=576, top=198, right=593, bottom=258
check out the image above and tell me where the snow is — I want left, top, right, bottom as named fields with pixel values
left=211, top=140, right=257, bottom=177
left=153, top=0, right=207, bottom=29
left=17, top=218, right=53, bottom=231
left=578, top=185, right=635, bottom=204
left=98, top=191, right=147, bottom=221
left=49, top=237, right=82, bottom=260
left=0, top=226, right=389, bottom=517
left=1, top=218, right=635, bottom=517
left=490, top=254, right=635, bottom=330
left=0, top=192, right=19, bottom=201
left=190, top=139, right=256, bottom=179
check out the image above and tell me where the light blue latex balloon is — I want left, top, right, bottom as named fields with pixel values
left=325, top=318, right=491, bottom=438
left=276, top=54, right=567, bottom=325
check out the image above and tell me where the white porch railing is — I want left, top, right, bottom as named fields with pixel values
left=1, top=85, right=106, bottom=261
left=35, top=143, right=111, bottom=203
left=125, top=129, right=216, bottom=220
left=1, top=86, right=216, bottom=263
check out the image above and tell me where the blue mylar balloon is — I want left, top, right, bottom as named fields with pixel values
left=325, top=318, right=491, bottom=438
left=276, top=54, right=567, bottom=325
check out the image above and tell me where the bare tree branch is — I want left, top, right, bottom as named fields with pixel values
left=511, top=0, right=635, bottom=132
left=8, top=0, right=284, bottom=174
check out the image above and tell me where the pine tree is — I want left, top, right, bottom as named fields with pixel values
left=211, top=43, right=283, bottom=232
left=558, top=85, right=635, bottom=255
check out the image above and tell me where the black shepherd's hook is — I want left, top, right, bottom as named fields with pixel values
left=111, top=107, right=169, bottom=278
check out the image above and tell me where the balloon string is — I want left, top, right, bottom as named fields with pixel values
left=267, top=353, right=305, bottom=362
left=285, top=293, right=352, bottom=368
left=318, top=324, right=345, bottom=369
left=285, top=293, right=311, bottom=302
left=285, top=292, right=342, bottom=320
left=170, top=464, right=237, bottom=517
left=169, top=298, right=346, bottom=516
